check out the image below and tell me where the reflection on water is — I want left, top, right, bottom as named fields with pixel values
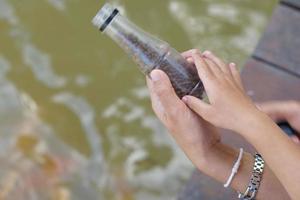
left=0, top=0, right=276, bottom=199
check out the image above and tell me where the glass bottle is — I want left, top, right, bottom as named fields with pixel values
left=92, top=3, right=204, bottom=99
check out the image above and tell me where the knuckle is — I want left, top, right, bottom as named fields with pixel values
left=164, top=109, right=183, bottom=128
left=154, top=86, right=168, bottom=97
left=205, top=73, right=214, bottom=81
left=204, top=106, right=218, bottom=117
left=191, top=49, right=200, bottom=54
left=211, top=78, right=223, bottom=88
left=167, top=107, right=181, bottom=121
left=202, top=108, right=213, bottom=119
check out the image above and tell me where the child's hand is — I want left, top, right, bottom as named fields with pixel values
left=182, top=50, right=261, bottom=133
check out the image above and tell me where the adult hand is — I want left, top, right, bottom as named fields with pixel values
left=257, top=101, right=300, bottom=144
left=181, top=50, right=261, bottom=134
left=146, top=52, right=221, bottom=168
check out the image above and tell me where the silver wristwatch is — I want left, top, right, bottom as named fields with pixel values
left=238, top=153, right=265, bottom=200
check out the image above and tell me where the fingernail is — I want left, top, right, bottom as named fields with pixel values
left=182, top=96, right=189, bottom=103
left=187, top=57, right=194, bottom=63
left=192, top=49, right=200, bottom=54
left=291, top=136, right=300, bottom=144
left=150, top=70, right=161, bottom=82
left=229, top=62, right=236, bottom=67
left=203, top=51, right=211, bottom=56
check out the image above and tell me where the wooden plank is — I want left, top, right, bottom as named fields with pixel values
left=254, top=5, right=300, bottom=76
left=281, top=0, right=300, bottom=9
left=242, top=59, right=300, bottom=102
left=178, top=59, right=300, bottom=200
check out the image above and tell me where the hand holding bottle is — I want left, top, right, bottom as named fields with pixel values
left=146, top=51, right=220, bottom=168
left=181, top=50, right=263, bottom=134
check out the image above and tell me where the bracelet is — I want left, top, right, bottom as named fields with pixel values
left=238, top=153, right=265, bottom=200
left=224, top=148, right=244, bottom=188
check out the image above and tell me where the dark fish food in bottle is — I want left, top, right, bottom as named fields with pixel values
left=92, top=3, right=204, bottom=99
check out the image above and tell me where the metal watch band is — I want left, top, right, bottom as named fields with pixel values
left=238, top=153, right=265, bottom=200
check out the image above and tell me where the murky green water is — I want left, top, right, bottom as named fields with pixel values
left=0, top=0, right=276, bottom=199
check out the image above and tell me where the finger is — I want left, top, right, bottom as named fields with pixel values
left=182, top=95, right=211, bottom=119
left=182, top=49, right=200, bottom=59
left=147, top=75, right=172, bottom=122
left=255, top=102, right=285, bottom=121
left=180, top=49, right=196, bottom=65
left=229, top=63, right=244, bottom=91
left=146, top=75, right=153, bottom=91
left=191, top=52, right=214, bottom=83
left=187, top=57, right=194, bottom=65
left=291, top=136, right=300, bottom=144
left=226, top=62, right=235, bottom=80
left=149, top=69, right=183, bottom=114
left=203, top=56, right=222, bottom=75
left=203, top=51, right=230, bottom=75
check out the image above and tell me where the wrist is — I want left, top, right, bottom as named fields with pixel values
left=196, top=142, right=229, bottom=172
left=237, top=109, right=274, bottom=139
left=196, top=143, right=244, bottom=185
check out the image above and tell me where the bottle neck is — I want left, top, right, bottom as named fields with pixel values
left=103, top=13, right=169, bottom=74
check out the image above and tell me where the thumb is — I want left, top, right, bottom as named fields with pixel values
left=182, top=95, right=211, bottom=118
left=149, top=69, right=182, bottom=114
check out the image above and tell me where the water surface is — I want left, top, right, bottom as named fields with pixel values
left=0, top=0, right=276, bottom=199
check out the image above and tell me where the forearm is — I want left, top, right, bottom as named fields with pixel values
left=241, top=112, right=300, bottom=199
left=197, top=143, right=290, bottom=200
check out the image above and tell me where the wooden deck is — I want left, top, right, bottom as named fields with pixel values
left=178, top=1, right=300, bottom=199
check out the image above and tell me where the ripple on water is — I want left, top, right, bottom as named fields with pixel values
left=132, top=115, right=193, bottom=192
left=52, top=92, right=108, bottom=187
left=53, top=92, right=104, bottom=158
left=0, top=58, right=101, bottom=200
left=47, top=0, right=67, bottom=11
left=0, top=0, right=18, bottom=25
left=230, top=11, right=266, bottom=53
left=207, top=3, right=239, bottom=23
left=0, top=56, right=10, bottom=76
left=74, top=74, right=90, bottom=87
left=22, top=44, right=67, bottom=89
left=131, top=86, right=150, bottom=99
left=0, top=0, right=274, bottom=199
left=169, top=1, right=206, bottom=43
left=0, top=0, right=68, bottom=89
left=0, top=56, right=25, bottom=125
left=168, top=0, right=265, bottom=58
left=102, top=96, right=193, bottom=199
